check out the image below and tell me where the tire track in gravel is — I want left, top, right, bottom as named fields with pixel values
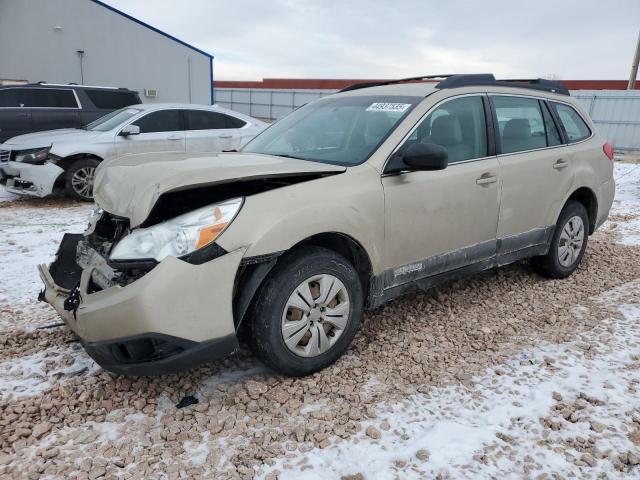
left=2, top=234, right=640, bottom=478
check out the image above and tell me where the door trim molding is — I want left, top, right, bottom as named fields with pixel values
left=367, top=226, right=554, bottom=309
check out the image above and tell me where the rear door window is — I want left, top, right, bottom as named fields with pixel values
left=184, top=110, right=228, bottom=130
left=551, top=103, right=591, bottom=143
left=132, top=110, right=183, bottom=133
left=0, top=88, right=31, bottom=107
left=493, top=96, right=548, bottom=154
left=85, top=90, right=140, bottom=109
left=30, top=88, right=78, bottom=108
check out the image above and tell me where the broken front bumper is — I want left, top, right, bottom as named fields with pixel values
left=0, top=161, right=64, bottom=197
left=39, top=234, right=244, bottom=375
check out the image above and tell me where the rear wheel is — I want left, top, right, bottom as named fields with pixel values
left=532, top=200, right=589, bottom=279
left=248, top=246, right=363, bottom=376
left=65, top=158, right=99, bottom=201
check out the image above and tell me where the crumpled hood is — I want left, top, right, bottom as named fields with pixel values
left=3, top=128, right=102, bottom=149
left=94, top=152, right=346, bottom=228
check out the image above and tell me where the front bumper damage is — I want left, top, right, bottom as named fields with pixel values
left=39, top=233, right=244, bottom=375
left=0, top=161, right=64, bottom=197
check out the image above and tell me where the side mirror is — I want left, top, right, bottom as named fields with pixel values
left=120, top=124, right=140, bottom=137
left=387, top=142, right=448, bottom=173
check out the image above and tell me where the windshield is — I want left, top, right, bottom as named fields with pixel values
left=243, top=95, right=421, bottom=166
left=84, top=107, right=142, bottom=131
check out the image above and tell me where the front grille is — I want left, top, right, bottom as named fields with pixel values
left=0, top=149, right=10, bottom=163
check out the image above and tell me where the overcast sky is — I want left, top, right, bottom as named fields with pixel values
left=105, top=0, right=639, bottom=81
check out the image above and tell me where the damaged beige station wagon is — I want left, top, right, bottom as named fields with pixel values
left=39, top=74, right=615, bottom=376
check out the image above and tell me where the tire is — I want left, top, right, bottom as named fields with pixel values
left=532, top=200, right=589, bottom=279
left=65, top=158, right=99, bottom=201
left=248, top=246, right=363, bottom=376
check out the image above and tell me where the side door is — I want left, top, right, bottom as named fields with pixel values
left=116, top=109, right=185, bottom=157
left=382, top=94, right=501, bottom=290
left=0, top=88, right=32, bottom=141
left=30, top=88, right=81, bottom=132
left=491, top=95, right=571, bottom=256
left=184, top=109, right=240, bottom=153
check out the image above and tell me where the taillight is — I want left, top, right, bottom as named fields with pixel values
left=603, top=142, right=614, bottom=161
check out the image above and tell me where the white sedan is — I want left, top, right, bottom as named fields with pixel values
left=0, top=103, right=267, bottom=200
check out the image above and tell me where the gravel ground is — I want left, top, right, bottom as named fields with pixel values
left=1, top=163, right=640, bottom=479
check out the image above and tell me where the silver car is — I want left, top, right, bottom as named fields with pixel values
left=0, top=103, right=267, bottom=200
left=39, top=74, right=615, bottom=376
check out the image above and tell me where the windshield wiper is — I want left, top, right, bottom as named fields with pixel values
left=272, top=153, right=305, bottom=160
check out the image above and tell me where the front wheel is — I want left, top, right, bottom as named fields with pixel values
left=532, top=200, right=589, bottom=279
left=248, top=246, right=363, bottom=376
left=65, top=158, right=99, bottom=201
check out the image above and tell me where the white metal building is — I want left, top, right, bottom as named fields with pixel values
left=0, top=0, right=213, bottom=104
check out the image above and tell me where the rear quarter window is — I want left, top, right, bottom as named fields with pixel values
left=85, top=90, right=140, bottom=109
left=551, top=103, right=591, bottom=143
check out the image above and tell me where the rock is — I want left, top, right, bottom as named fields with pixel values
left=294, top=425, right=306, bottom=443
left=590, top=421, right=606, bottom=433
left=416, top=449, right=430, bottom=461
left=32, top=422, right=52, bottom=439
left=581, top=454, right=597, bottom=467
left=365, top=426, right=381, bottom=440
left=552, top=392, right=563, bottom=402
left=628, top=452, right=640, bottom=466
left=42, top=448, right=59, bottom=459
left=89, top=466, right=107, bottom=479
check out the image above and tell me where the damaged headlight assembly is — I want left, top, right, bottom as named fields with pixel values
left=15, top=146, right=51, bottom=164
left=109, top=198, right=243, bottom=262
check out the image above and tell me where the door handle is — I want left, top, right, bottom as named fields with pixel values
left=476, top=173, right=497, bottom=186
left=219, top=134, right=233, bottom=139
left=553, top=158, right=569, bottom=170
left=167, top=135, right=182, bottom=141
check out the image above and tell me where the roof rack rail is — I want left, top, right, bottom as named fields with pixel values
left=435, top=74, right=570, bottom=96
left=339, top=73, right=570, bottom=96
left=339, top=74, right=454, bottom=92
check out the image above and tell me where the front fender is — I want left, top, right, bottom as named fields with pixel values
left=217, top=164, right=385, bottom=274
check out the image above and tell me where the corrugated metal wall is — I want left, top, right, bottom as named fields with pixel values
left=215, top=88, right=335, bottom=120
left=570, top=90, right=640, bottom=151
left=216, top=87, right=640, bottom=152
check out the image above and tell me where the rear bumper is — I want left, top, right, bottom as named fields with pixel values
left=0, top=161, right=63, bottom=197
left=595, top=177, right=615, bottom=230
left=39, top=234, right=244, bottom=376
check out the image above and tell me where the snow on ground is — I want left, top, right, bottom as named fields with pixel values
left=603, top=162, right=640, bottom=246
left=260, top=280, right=640, bottom=479
left=0, top=195, right=89, bottom=329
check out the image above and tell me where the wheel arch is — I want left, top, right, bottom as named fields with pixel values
left=564, top=187, right=598, bottom=234
left=53, top=153, right=104, bottom=189
left=233, top=231, right=374, bottom=332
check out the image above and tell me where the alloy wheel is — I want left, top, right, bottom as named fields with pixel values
left=71, top=166, right=95, bottom=200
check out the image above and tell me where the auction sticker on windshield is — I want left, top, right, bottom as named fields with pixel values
left=366, top=103, right=412, bottom=112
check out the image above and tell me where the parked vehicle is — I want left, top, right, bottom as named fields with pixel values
left=39, top=74, right=615, bottom=376
left=0, top=83, right=140, bottom=142
left=0, top=104, right=267, bottom=200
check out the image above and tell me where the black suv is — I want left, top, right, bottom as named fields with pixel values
left=0, top=83, right=141, bottom=142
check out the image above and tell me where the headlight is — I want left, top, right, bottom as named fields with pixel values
left=15, top=147, right=51, bottom=164
left=109, top=198, right=243, bottom=262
